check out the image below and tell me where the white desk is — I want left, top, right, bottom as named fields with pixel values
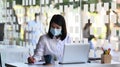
left=5, top=62, right=120, bottom=67
left=0, top=45, right=30, bottom=67
left=2, top=45, right=120, bottom=67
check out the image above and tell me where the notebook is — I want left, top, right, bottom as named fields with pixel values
left=59, top=43, right=90, bottom=64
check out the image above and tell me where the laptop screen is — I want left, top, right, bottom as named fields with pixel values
left=60, top=43, right=90, bottom=64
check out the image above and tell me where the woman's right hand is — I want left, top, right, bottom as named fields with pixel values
left=28, top=57, right=36, bottom=63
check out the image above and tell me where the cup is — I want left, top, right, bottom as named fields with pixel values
left=44, top=55, right=52, bottom=64
left=101, top=54, right=112, bottom=64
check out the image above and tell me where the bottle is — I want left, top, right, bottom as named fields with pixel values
left=54, top=55, right=59, bottom=65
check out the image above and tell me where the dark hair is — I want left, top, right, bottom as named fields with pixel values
left=47, top=14, right=67, bottom=40
left=35, top=13, right=40, bottom=18
left=83, top=19, right=91, bottom=30
left=88, top=35, right=95, bottom=41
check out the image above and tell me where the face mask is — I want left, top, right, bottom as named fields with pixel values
left=50, top=27, right=62, bottom=36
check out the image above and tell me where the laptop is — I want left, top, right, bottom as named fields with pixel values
left=59, top=43, right=90, bottom=64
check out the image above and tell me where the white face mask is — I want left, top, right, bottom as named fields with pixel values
left=50, top=27, right=62, bottom=36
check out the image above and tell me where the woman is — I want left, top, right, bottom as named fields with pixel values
left=28, top=14, right=71, bottom=64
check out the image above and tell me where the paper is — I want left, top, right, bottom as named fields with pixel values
left=26, top=61, right=45, bottom=65
left=34, top=61, right=45, bottom=65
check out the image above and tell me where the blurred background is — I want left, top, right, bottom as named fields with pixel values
left=1, top=0, right=120, bottom=67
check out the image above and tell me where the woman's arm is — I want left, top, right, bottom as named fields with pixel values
left=33, top=36, right=45, bottom=62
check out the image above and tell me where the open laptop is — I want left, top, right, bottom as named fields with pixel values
left=59, top=43, right=90, bottom=64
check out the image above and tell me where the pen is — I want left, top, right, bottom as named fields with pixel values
left=108, top=48, right=111, bottom=55
left=105, top=50, right=109, bottom=55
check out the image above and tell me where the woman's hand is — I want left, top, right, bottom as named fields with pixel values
left=28, top=57, right=36, bottom=63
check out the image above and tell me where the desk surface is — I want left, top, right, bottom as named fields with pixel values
left=5, top=62, right=120, bottom=67
left=0, top=45, right=30, bottom=67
